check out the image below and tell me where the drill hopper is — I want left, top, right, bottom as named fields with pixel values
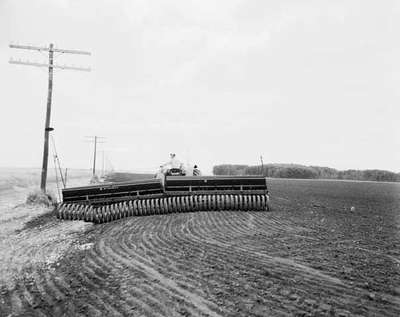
left=57, top=175, right=270, bottom=223
left=62, top=179, right=164, bottom=205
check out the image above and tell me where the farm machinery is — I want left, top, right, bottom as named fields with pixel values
left=57, top=167, right=270, bottom=224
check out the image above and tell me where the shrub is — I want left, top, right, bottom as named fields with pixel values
left=26, top=190, right=56, bottom=207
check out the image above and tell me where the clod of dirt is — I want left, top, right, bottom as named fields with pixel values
left=393, top=287, right=400, bottom=296
left=320, top=303, right=331, bottom=312
left=26, top=190, right=56, bottom=207
left=76, top=243, right=94, bottom=251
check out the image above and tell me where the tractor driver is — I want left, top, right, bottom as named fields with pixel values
left=162, top=153, right=184, bottom=172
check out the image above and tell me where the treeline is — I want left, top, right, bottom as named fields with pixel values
left=213, top=164, right=400, bottom=182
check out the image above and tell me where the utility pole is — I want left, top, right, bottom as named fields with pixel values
left=101, top=150, right=105, bottom=177
left=260, top=155, right=264, bottom=176
left=9, top=43, right=91, bottom=192
left=41, top=43, right=54, bottom=191
left=85, top=136, right=106, bottom=176
left=93, top=136, right=97, bottom=176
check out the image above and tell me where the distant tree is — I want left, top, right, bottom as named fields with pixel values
left=310, top=166, right=338, bottom=179
left=213, top=163, right=399, bottom=182
left=361, top=169, right=399, bottom=182
left=213, top=165, right=248, bottom=176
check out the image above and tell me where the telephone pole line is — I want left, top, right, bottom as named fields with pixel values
left=260, top=155, right=264, bottom=176
left=42, top=43, right=54, bottom=192
left=9, top=43, right=91, bottom=192
left=85, top=136, right=106, bottom=176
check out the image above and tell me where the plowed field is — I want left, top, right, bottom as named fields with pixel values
left=1, top=178, right=399, bottom=316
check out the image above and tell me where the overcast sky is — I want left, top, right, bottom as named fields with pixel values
left=0, top=0, right=399, bottom=174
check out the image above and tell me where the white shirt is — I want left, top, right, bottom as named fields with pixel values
left=164, top=157, right=182, bottom=170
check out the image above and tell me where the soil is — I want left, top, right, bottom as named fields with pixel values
left=0, top=177, right=399, bottom=316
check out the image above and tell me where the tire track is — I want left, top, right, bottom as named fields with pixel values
left=93, top=233, right=190, bottom=317
left=98, top=231, right=223, bottom=317
left=188, top=213, right=344, bottom=285
left=106, top=213, right=345, bottom=314
left=3, top=196, right=400, bottom=316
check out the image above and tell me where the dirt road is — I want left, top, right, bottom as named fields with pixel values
left=0, top=177, right=399, bottom=316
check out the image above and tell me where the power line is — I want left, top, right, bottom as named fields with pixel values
left=53, top=155, right=62, bottom=202
left=9, top=43, right=91, bottom=55
left=9, top=43, right=91, bottom=193
left=50, top=135, right=66, bottom=188
left=9, top=59, right=91, bottom=72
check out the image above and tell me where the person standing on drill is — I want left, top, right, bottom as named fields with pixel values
left=193, top=165, right=201, bottom=176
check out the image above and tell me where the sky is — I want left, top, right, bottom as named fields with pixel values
left=0, top=0, right=399, bottom=174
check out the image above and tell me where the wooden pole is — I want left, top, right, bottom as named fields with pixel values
left=260, top=155, right=264, bottom=176
left=9, top=43, right=91, bottom=192
left=85, top=136, right=105, bottom=177
left=92, top=136, right=97, bottom=176
left=40, top=43, right=54, bottom=192
left=102, top=150, right=105, bottom=177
